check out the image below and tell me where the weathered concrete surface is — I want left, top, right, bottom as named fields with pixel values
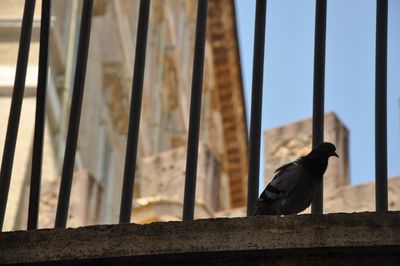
left=0, top=212, right=399, bottom=265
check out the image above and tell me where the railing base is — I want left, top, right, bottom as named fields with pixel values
left=0, top=211, right=399, bottom=265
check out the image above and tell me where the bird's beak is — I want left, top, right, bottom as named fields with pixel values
left=332, top=151, right=339, bottom=158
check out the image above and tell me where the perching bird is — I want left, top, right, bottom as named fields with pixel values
left=252, top=142, right=338, bottom=216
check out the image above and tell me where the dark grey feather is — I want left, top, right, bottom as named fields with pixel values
left=252, top=142, right=338, bottom=216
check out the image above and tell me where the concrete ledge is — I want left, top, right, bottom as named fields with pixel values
left=0, top=212, right=399, bottom=265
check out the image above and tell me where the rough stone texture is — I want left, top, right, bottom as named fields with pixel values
left=0, top=212, right=399, bottom=265
left=214, top=206, right=246, bottom=217
left=264, top=112, right=350, bottom=199
left=132, top=199, right=213, bottom=224
left=44, top=171, right=103, bottom=229
left=324, top=176, right=400, bottom=213
left=16, top=171, right=104, bottom=230
left=138, top=143, right=220, bottom=215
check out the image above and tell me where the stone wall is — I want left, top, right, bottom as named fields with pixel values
left=1, top=212, right=399, bottom=265
left=325, top=176, right=400, bottom=213
left=46, top=0, right=248, bottom=223
left=137, top=143, right=222, bottom=221
left=17, top=170, right=104, bottom=229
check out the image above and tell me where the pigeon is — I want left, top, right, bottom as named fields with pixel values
left=252, top=142, right=338, bottom=216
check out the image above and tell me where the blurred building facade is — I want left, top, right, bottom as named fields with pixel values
left=0, top=0, right=59, bottom=230
left=0, top=0, right=248, bottom=230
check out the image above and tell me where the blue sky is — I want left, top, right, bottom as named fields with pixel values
left=235, top=0, right=400, bottom=187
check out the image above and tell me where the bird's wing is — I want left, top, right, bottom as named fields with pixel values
left=259, top=161, right=304, bottom=202
left=273, top=161, right=295, bottom=174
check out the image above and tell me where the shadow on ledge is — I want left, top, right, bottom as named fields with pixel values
left=0, top=212, right=399, bottom=265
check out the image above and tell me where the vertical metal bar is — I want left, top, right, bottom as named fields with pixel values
left=375, top=0, right=388, bottom=212
left=311, top=0, right=327, bottom=214
left=54, top=0, right=94, bottom=228
left=246, top=0, right=267, bottom=217
left=119, top=0, right=151, bottom=224
left=27, top=0, right=51, bottom=231
left=182, top=0, right=208, bottom=221
left=0, top=0, right=36, bottom=231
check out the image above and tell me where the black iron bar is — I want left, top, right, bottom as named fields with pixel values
left=311, top=0, right=327, bottom=214
left=375, top=0, right=388, bottom=212
left=246, top=0, right=267, bottom=217
left=182, top=0, right=208, bottom=221
left=27, top=0, right=51, bottom=231
left=119, top=0, right=151, bottom=224
left=0, top=0, right=36, bottom=231
left=55, top=0, right=93, bottom=228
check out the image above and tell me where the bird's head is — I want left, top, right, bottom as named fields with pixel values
left=308, top=142, right=339, bottom=159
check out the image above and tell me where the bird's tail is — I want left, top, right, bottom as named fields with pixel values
left=251, top=201, right=279, bottom=216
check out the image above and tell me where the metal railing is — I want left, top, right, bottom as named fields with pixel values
left=28, top=0, right=51, bottom=230
left=119, top=0, right=150, bottom=224
left=54, top=0, right=94, bottom=228
left=0, top=0, right=389, bottom=231
left=311, top=0, right=327, bottom=214
left=375, top=0, right=388, bottom=212
left=246, top=0, right=267, bottom=217
left=0, top=0, right=37, bottom=230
